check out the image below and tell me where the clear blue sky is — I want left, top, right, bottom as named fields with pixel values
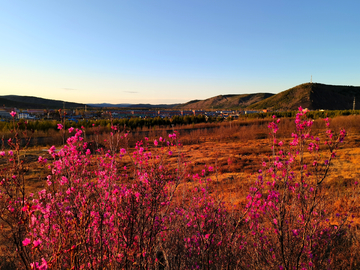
left=1, top=0, right=360, bottom=104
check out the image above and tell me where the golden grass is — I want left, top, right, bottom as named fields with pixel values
left=2, top=116, right=360, bottom=221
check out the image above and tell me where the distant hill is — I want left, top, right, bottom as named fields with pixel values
left=176, top=93, right=274, bottom=110
left=0, top=95, right=87, bottom=109
left=248, top=83, right=360, bottom=111
left=3, top=83, right=359, bottom=111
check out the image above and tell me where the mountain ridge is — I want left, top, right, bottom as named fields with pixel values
left=175, top=93, right=274, bottom=110
left=248, top=83, right=360, bottom=111
left=2, top=83, right=360, bottom=111
left=0, top=95, right=87, bottom=109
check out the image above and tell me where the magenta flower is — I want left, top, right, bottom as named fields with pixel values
left=0, top=151, right=5, bottom=156
left=154, top=140, right=158, bottom=146
left=68, top=127, right=74, bottom=133
left=38, top=156, right=47, bottom=164
left=48, top=145, right=56, bottom=155
left=33, top=239, right=42, bottom=248
left=39, top=258, right=48, bottom=270
left=22, top=238, right=31, bottom=246
left=10, top=111, right=16, bottom=117
left=57, top=123, right=63, bottom=130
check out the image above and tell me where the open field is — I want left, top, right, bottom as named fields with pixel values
left=2, top=115, right=360, bottom=219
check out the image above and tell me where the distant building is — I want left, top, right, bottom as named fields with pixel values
left=18, top=112, right=36, bottom=119
left=0, top=108, right=17, bottom=118
left=244, top=110, right=260, bottom=114
left=0, top=109, right=11, bottom=118
left=181, top=110, right=193, bottom=116
left=192, top=110, right=204, bottom=116
left=27, top=109, right=45, bottom=115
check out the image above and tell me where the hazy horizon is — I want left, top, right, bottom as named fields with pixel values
left=1, top=1, right=360, bottom=104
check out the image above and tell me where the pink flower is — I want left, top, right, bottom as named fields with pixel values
left=33, top=239, right=42, bottom=248
left=38, top=156, right=47, bottom=164
left=68, top=127, right=74, bottom=133
left=22, top=238, right=31, bottom=246
left=10, top=111, right=16, bottom=117
left=57, top=123, right=63, bottom=130
left=154, top=140, right=158, bottom=146
left=0, top=151, right=5, bottom=156
left=8, top=150, right=13, bottom=156
left=48, top=145, right=56, bottom=155
left=39, top=258, right=48, bottom=270
left=168, top=151, right=173, bottom=155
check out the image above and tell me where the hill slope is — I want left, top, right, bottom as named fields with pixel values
left=249, top=83, right=360, bottom=111
left=176, top=93, right=274, bottom=110
left=0, top=95, right=87, bottom=109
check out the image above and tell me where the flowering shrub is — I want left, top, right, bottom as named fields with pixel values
left=0, top=112, right=32, bottom=269
left=245, top=108, right=354, bottom=269
left=0, top=108, right=357, bottom=269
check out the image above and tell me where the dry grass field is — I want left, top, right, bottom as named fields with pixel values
left=5, top=115, right=360, bottom=220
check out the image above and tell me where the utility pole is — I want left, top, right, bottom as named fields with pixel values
left=310, top=75, right=312, bottom=84
left=353, top=96, right=356, bottom=111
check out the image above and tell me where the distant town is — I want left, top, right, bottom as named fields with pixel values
left=0, top=107, right=266, bottom=122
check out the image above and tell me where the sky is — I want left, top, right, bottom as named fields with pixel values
left=1, top=0, right=360, bottom=104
